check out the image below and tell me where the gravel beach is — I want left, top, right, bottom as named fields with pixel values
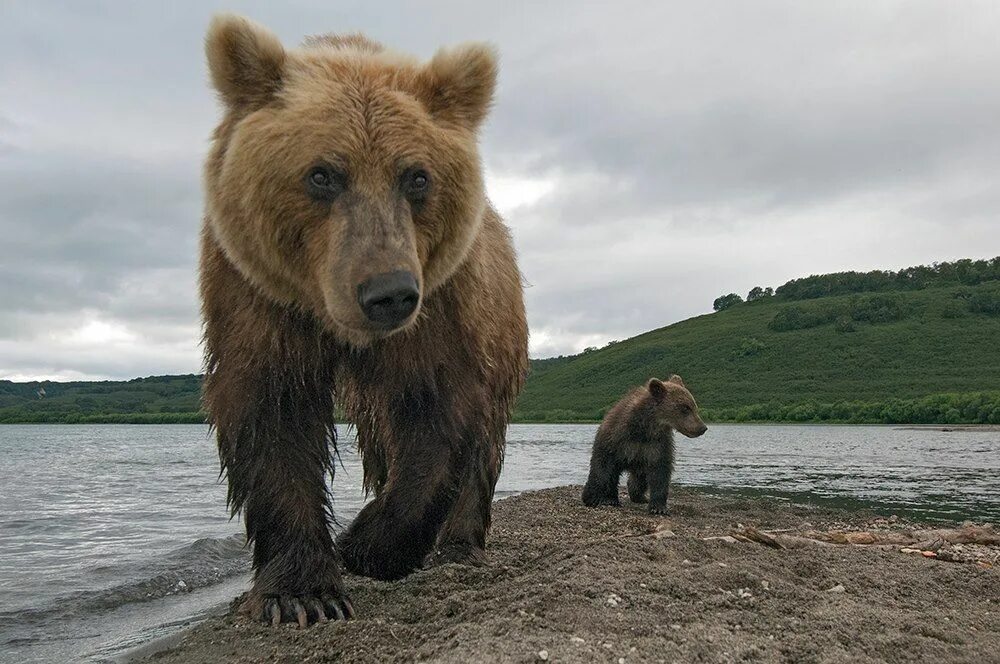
left=139, top=486, right=1000, bottom=663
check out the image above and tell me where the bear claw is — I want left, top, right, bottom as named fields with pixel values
left=262, top=593, right=353, bottom=628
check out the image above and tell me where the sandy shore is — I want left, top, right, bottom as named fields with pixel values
left=139, top=486, right=999, bottom=663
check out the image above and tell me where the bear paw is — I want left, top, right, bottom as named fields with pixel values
left=241, top=549, right=352, bottom=628
left=257, top=592, right=354, bottom=628
left=337, top=521, right=426, bottom=580
left=648, top=503, right=670, bottom=516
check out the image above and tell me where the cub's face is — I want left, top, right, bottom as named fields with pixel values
left=648, top=376, right=708, bottom=438
left=203, top=15, right=496, bottom=345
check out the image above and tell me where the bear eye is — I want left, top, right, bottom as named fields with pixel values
left=305, top=165, right=346, bottom=201
left=403, top=169, right=431, bottom=200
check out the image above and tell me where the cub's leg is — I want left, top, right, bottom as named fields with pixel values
left=627, top=470, right=648, bottom=503
left=582, top=448, right=622, bottom=507
left=202, top=240, right=351, bottom=626
left=646, top=445, right=675, bottom=516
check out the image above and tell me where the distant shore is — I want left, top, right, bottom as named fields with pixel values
left=134, top=485, right=999, bottom=664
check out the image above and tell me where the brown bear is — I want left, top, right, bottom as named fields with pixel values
left=200, top=15, right=528, bottom=627
left=582, top=376, right=707, bottom=515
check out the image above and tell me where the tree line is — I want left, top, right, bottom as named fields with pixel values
left=714, top=256, right=1000, bottom=310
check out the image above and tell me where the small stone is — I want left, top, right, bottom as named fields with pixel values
left=717, top=562, right=728, bottom=567
left=639, top=583, right=647, bottom=588
left=682, top=559, right=693, bottom=566
left=826, top=584, right=846, bottom=593
left=761, top=580, right=770, bottom=590
left=606, top=597, right=619, bottom=608
left=670, top=624, right=681, bottom=630
left=703, top=536, right=740, bottom=544
left=603, top=642, right=614, bottom=649
left=177, top=580, right=187, bottom=589
left=618, top=659, right=626, bottom=664
left=537, top=650, right=548, bottom=661
left=570, top=636, right=585, bottom=645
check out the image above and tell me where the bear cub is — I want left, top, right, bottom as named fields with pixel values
left=582, top=376, right=707, bottom=515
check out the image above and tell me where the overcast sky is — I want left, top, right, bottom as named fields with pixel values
left=1, top=1, right=998, bottom=381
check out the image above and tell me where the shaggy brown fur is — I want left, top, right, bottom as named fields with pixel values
left=200, top=14, right=527, bottom=627
left=582, top=376, right=707, bottom=515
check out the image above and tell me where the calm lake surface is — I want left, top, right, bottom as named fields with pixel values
left=0, top=423, right=997, bottom=663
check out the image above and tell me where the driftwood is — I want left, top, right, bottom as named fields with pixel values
left=724, top=524, right=998, bottom=564
left=796, top=524, right=999, bottom=548
left=733, top=527, right=835, bottom=549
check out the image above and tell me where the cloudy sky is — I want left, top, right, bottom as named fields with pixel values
left=1, top=1, right=998, bottom=381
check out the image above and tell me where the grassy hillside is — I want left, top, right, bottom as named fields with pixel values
left=516, top=280, right=1000, bottom=423
left=2, top=258, right=999, bottom=425
left=0, top=375, right=203, bottom=423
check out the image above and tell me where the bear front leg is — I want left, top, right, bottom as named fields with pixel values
left=337, top=394, right=469, bottom=580
left=646, top=446, right=674, bottom=515
left=428, top=443, right=499, bottom=566
left=201, top=253, right=351, bottom=624
left=208, top=362, right=353, bottom=626
left=627, top=470, right=648, bottom=503
left=582, top=450, right=622, bottom=507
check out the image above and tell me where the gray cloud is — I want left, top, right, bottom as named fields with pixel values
left=1, top=1, right=998, bottom=379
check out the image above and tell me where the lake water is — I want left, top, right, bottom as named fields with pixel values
left=0, top=423, right=997, bottom=663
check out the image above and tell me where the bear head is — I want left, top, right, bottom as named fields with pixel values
left=647, top=375, right=708, bottom=438
left=203, top=14, right=496, bottom=346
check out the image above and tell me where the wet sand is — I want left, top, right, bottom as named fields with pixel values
left=139, top=486, right=999, bottom=663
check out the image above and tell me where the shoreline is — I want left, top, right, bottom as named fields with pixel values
left=134, top=485, right=999, bottom=663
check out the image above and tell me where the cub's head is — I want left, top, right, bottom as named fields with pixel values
left=203, top=15, right=496, bottom=345
left=647, top=375, right=708, bottom=438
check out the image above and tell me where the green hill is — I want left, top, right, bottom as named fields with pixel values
left=0, top=375, right=204, bottom=424
left=518, top=257, right=1000, bottom=424
left=2, top=257, right=999, bottom=425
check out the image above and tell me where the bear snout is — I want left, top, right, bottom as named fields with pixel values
left=356, top=270, right=420, bottom=329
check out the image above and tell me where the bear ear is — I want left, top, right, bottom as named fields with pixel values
left=647, top=378, right=667, bottom=399
left=206, top=14, right=286, bottom=110
left=417, top=43, right=498, bottom=131
left=668, top=375, right=686, bottom=388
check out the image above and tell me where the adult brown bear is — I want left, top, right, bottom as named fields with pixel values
left=200, top=15, right=528, bottom=626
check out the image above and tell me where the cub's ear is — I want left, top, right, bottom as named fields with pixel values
left=667, top=375, right=686, bottom=388
left=647, top=378, right=667, bottom=399
left=417, top=43, right=498, bottom=130
left=206, top=14, right=286, bottom=110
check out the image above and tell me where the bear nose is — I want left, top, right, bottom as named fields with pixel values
left=357, top=270, right=420, bottom=328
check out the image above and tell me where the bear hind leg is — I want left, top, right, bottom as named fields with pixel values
left=627, top=470, right=648, bottom=503
left=582, top=452, right=622, bottom=507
